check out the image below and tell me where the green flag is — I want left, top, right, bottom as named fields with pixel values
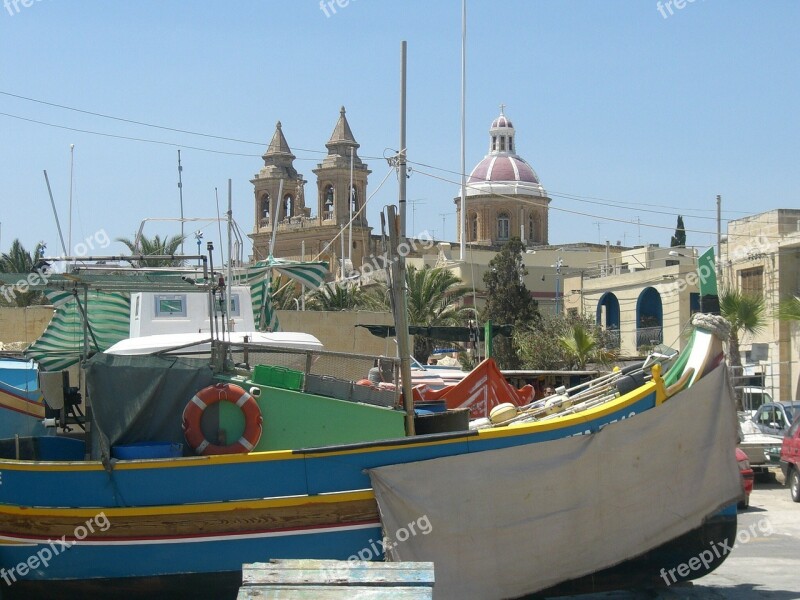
left=697, top=248, right=718, bottom=296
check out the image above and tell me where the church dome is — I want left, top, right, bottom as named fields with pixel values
left=466, top=107, right=545, bottom=198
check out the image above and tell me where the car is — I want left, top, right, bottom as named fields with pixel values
left=779, top=413, right=800, bottom=502
left=752, top=401, right=800, bottom=436
left=736, top=447, right=754, bottom=509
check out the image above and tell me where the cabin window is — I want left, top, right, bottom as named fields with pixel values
left=154, top=294, right=187, bottom=318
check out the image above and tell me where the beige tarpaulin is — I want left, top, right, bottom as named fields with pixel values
left=369, top=366, right=741, bottom=600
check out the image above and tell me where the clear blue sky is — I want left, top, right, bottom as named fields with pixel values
left=1, top=0, right=798, bottom=263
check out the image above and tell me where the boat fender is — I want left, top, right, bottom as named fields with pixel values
left=249, top=386, right=261, bottom=398
left=616, top=371, right=646, bottom=396
left=489, top=402, right=518, bottom=425
left=182, top=383, right=263, bottom=455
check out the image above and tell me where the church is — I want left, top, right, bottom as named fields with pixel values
left=248, top=106, right=555, bottom=273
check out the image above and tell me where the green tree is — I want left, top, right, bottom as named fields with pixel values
left=670, top=215, right=686, bottom=248
left=719, top=288, right=767, bottom=389
left=116, top=234, right=186, bottom=267
left=558, top=321, right=617, bottom=370
left=0, top=239, right=48, bottom=307
left=404, top=265, right=471, bottom=364
left=269, top=276, right=301, bottom=310
left=515, top=313, right=615, bottom=370
left=481, top=238, right=539, bottom=368
left=778, top=296, right=800, bottom=323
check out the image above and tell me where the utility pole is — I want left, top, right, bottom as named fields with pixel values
left=459, top=0, right=467, bottom=261
left=399, top=41, right=408, bottom=238
left=716, top=194, right=722, bottom=283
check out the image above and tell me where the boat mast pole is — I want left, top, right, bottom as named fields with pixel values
left=178, top=150, right=185, bottom=254
left=226, top=179, right=233, bottom=343
left=348, top=147, right=354, bottom=265
left=387, top=205, right=415, bottom=436
left=459, top=0, right=467, bottom=261
left=399, top=41, right=407, bottom=238
left=68, top=144, right=74, bottom=258
left=43, top=170, right=68, bottom=256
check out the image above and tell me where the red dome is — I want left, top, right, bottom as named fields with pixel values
left=468, top=155, right=539, bottom=185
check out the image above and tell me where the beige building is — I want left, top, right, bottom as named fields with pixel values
left=563, top=245, right=700, bottom=357
left=721, top=209, right=800, bottom=400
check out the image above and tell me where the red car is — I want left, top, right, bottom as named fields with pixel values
left=736, top=447, right=754, bottom=509
left=779, top=413, right=800, bottom=502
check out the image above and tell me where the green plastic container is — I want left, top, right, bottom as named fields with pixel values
left=252, top=365, right=304, bottom=391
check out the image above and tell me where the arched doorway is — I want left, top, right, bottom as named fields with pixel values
left=636, top=287, right=663, bottom=350
left=596, top=292, right=621, bottom=349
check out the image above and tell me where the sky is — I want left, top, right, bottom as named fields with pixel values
left=0, top=0, right=798, bottom=265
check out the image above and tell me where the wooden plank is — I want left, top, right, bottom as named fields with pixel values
left=237, top=585, right=432, bottom=599
left=242, top=560, right=434, bottom=587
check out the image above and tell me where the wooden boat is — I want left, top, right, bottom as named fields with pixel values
left=0, top=357, right=49, bottom=438
left=0, top=291, right=741, bottom=599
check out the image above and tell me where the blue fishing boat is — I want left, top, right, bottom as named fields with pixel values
left=0, top=357, right=49, bottom=438
left=0, top=238, right=741, bottom=599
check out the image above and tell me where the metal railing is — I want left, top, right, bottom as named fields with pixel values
left=635, top=326, right=663, bottom=350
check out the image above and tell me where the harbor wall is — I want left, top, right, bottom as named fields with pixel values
left=0, top=306, right=54, bottom=348
left=275, top=310, right=394, bottom=357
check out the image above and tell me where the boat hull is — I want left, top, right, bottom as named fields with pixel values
left=0, top=510, right=737, bottom=599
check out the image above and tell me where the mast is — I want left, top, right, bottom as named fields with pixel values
left=387, top=205, right=415, bottom=435
left=226, top=179, right=233, bottom=340
left=348, top=147, right=354, bottom=264
left=459, top=0, right=467, bottom=260
left=399, top=41, right=408, bottom=238
left=68, top=144, right=74, bottom=256
left=178, top=150, right=185, bottom=254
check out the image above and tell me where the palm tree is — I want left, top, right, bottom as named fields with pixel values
left=116, top=234, right=186, bottom=267
left=306, top=283, right=370, bottom=311
left=0, top=239, right=48, bottom=307
left=403, top=265, right=471, bottom=364
left=719, top=288, right=767, bottom=386
left=269, top=276, right=301, bottom=310
left=778, top=296, right=800, bottom=323
left=558, top=322, right=616, bottom=370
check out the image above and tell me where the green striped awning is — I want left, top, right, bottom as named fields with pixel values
left=26, top=291, right=131, bottom=371
left=242, top=258, right=328, bottom=332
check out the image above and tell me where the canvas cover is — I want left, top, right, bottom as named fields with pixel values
left=369, top=365, right=741, bottom=600
left=85, top=352, right=213, bottom=461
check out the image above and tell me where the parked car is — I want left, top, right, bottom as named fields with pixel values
left=779, top=413, right=800, bottom=502
left=753, top=401, right=800, bottom=436
left=736, top=447, right=754, bottom=509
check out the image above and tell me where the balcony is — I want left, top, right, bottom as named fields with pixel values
left=635, top=326, right=663, bottom=351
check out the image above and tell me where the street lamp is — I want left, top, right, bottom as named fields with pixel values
left=551, top=256, right=564, bottom=315
left=194, top=231, right=204, bottom=267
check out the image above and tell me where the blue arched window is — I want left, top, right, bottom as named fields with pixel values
left=636, top=287, right=663, bottom=350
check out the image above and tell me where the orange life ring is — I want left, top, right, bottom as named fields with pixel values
left=182, top=383, right=263, bottom=455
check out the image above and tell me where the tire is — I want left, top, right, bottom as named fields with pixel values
left=790, top=467, right=800, bottom=503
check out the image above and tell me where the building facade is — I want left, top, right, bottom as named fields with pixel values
left=455, top=108, right=551, bottom=247
left=249, top=107, right=374, bottom=272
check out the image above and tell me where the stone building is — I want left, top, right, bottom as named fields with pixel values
left=249, top=107, right=373, bottom=271
left=455, top=107, right=551, bottom=247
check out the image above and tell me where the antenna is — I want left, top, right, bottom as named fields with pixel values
left=408, top=198, right=426, bottom=236
left=439, top=213, right=449, bottom=239
left=592, top=221, right=602, bottom=244
left=43, top=170, right=68, bottom=256
left=178, top=150, right=185, bottom=254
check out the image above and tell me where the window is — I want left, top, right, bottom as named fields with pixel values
left=492, top=136, right=497, bottom=151
left=261, top=194, right=270, bottom=219
left=499, top=137, right=506, bottom=151
left=469, top=213, right=478, bottom=241
left=740, top=267, right=764, bottom=297
left=349, top=185, right=358, bottom=211
left=508, top=137, right=513, bottom=152
left=497, top=213, right=510, bottom=240
left=528, top=213, right=536, bottom=242
left=154, top=295, right=187, bottom=318
left=134, top=295, right=140, bottom=319
left=283, top=194, right=293, bottom=219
